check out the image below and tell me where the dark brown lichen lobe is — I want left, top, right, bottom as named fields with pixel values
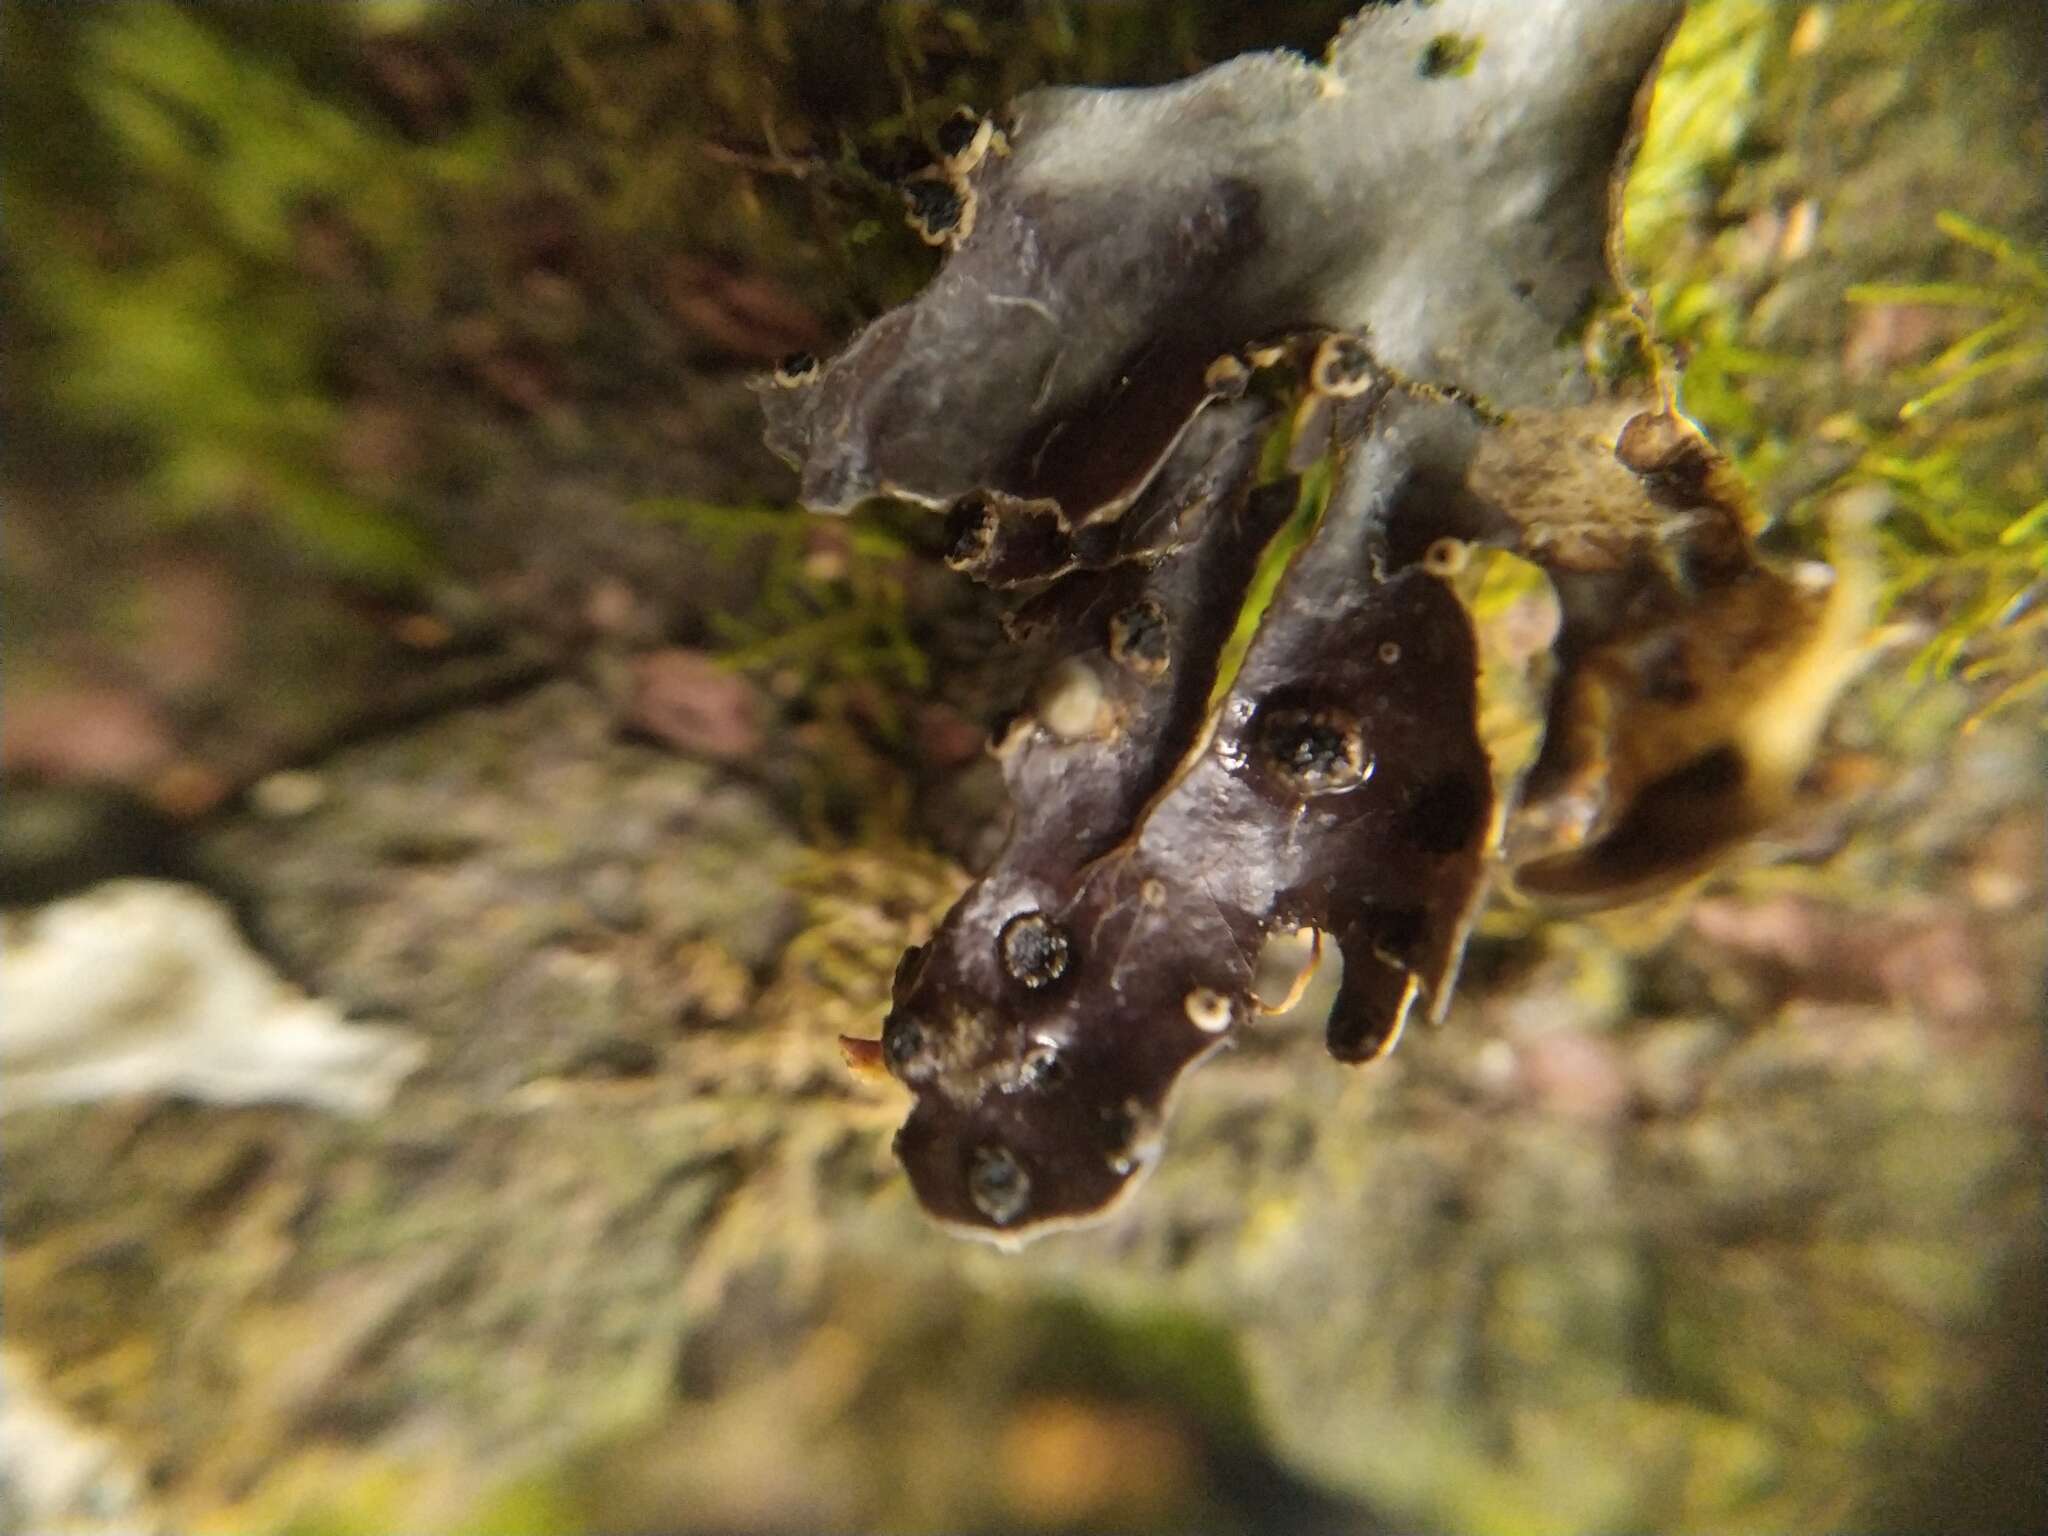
left=1403, top=769, right=1488, bottom=856
left=1488, top=403, right=1871, bottom=907
left=768, top=2, right=1867, bottom=1246
left=865, top=390, right=1504, bottom=1244
left=849, top=382, right=1850, bottom=1242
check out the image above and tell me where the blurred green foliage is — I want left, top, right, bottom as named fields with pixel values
left=992, top=1290, right=1266, bottom=1459
left=1623, top=0, right=1789, bottom=475
left=1625, top=0, right=2048, bottom=725
left=1840, top=214, right=2048, bottom=722
left=7, top=0, right=2041, bottom=725
left=636, top=497, right=927, bottom=694
left=634, top=494, right=932, bottom=829
left=6, top=5, right=475, bottom=579
left=4, top=1, right=1355, bottom=588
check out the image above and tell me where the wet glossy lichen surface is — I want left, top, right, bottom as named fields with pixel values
left=762, top=0, right=1878, bottom=1242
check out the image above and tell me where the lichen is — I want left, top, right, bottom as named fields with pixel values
left=3, top=6, right=2041, bottom=1535
left=758, top=0, right=1900, bottom=1240
left=3, top=2, right=1362, bottom=591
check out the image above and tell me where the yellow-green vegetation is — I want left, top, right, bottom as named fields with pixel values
left=1624, top=0, right=2048, bottom=725
left=1840, top=214, right=2048, bottom=722
left=772, top=841, right=968, bottom=1020
left=1622, top=0, right=1786, bottom=444
left=1205, top=408, right=1341, bottom=717
left=631, top=494, right=940, bottom=832
left=1418, top=32, right=1485, bottom=80
left=636, top=497, right=927, bottom=703
left=5, top=5, right=465, bottom=579
left=5, top=2, right=1356, bottom=587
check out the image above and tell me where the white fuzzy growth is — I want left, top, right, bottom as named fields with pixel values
left=0, top=880, right=424, bottom=1117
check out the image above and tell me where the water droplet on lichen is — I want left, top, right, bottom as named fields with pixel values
left=883, top=1013, right=931, bottom=1078
left=967, top=1144, right=1031, bottom=1224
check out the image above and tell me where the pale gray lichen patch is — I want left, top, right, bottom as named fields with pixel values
left=763, top=0, right=1682, bottom=517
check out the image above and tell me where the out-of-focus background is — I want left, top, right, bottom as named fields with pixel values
left=2, top=4, right=2043, bottom=1533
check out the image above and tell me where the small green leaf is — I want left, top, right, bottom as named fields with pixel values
left=1936, top=210, right=2048, bottom=290
left=1997, top=499, right=2048, bottom=548
left=1843, top=281, right=2021, bottom=309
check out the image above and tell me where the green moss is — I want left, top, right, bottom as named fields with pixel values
left=1623, top=0, right=2047, bottom=727
left=3, top=2, right=1363, bottom=595
left=1207, top=462, right=1333, bottom=712
left=1004, top=1291, right=1265, bottom=1450
left=1838, top=212, right=2048, bottom=722
left=633, top=493, right=929, bottom=805
left=4, top=6, right=443, bottom=581
left=452, top=1471, right=590, bottom=1536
